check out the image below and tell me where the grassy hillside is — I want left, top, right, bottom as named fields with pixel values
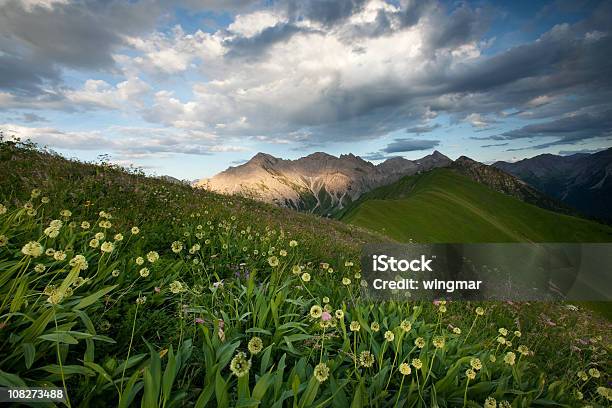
left=340, top=169, right=612, bottom=243
left=1, top=140, right=610, bottom=407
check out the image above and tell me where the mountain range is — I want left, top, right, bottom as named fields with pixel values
left=494, top=148, right=612, bottom=222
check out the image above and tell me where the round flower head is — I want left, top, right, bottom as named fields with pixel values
left=34, top=263, right=46, bottom=273
left=504, top=352, right=516, bottom=366
left=230, top=352, right=251, bottom=377
left=475, top=307, right=485, bottom=316
left=465, top=369, right=476, bottom=380
left=95, top=232, right=105, bottom=240
left=321, top=263, right=329, bottom=270
left=112, top=270, right=120, bottom=277
left=517, top=345, right=529, bottom=356
left=497, top=336, right=506, bottom=344
left=453, top=327, right=462, bottom=335
left=292, top=265, right=301, bottom=274
left=171, top=241, right=183, bottom=253
left=301, top=272, right=311, bottom=282
left=399, top=363, right=411, bottom=375
left=0, top=234, right=8, bottom=247
left=498, top=401, right=511, bottom=408
left=310, top=305, right=323, bottom=319
left=498, top=327, right=508, bottom=336
left=136, top=257, right=145, bottom=265
left=268, top=256, right=279, bottom=267
left=279, top=249, right=287, bottom=257
left=335, top=309, right=344, bottom=319
left=131, top=226, right=140, bottom=235
left=44, top=227, right=59, bottom=238
left=81, top=221, right=90, bottom=230
left=100, top=241, right=114, bottom=253
left=415, top=337, right=426, bottom=348
left=89, top=239, right=99, bottom=248
left=169, top=280, right=183, bottom=293
left=384, top=330, right=395, bottom=342
left=349, top=321, right=361, bottom=332
left=588, top=368, right=600, bottom=378
left=136, top=296, right=146, bottom=305
left=432, top=336, right=445, bottom=349
left=322, top=296, right=329, bottom=304
left=321, top=311, right=331, bottom=322
left=248, top=337, right=264, bottom=354
left=60, top=209, right=72, bottom=218
left=359, top=351, right=374, bottom=368
left=411, top=358, right=422, bottom=369
left=577, top=371, right=588, bottom=381
left=49, top=219, right=63, bottom=229
left=313, top=362, right=329, bottom=383
left=41, top=197, right=50, bottom=203
left=470, top=358, right=482, bottom=371
left=114, top=233, right=123, bottom=241
left=400, top=320, right=412, bottom=332
left=439, top=305, right=447, bottom=313
left=53, top=250, right=66, bottom=261
left=147, top=251, right=159, bottom=263
left=22, top=241, right=43, bottom=257
left=370, top=322, right=380, bottom=332
left=139, top=268, right=150, bottom=278
left=289, top=240, right=298, bottom=247
left=514, top=330, right=521, bottom=337
left=484, top=397, right=497, bottom=408
left=489, top=355, right=496, bottom=363
left=342, top=277, right=351, bottom=285
left=0, top=204, right=7, bottom=214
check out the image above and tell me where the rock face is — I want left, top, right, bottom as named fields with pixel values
left=493, top=148, right=612, bottom=221
left=450, top=156, right=573, bottom=215
left=195, top=151, right=452, bottom=215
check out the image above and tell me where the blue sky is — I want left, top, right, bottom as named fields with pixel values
left=1, top=0, right=611, bottom=179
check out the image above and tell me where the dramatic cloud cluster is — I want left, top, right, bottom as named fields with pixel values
left=1, top=0, right=611, bottom=165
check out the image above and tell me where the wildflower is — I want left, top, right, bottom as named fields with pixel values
left=146, top=251, right=159, bottom=263
left=439, top=305, right=447, bottom=313
left=99, top=221, right=112, bottom=229
left=498, top=401, right=511, bottom=408
left=350, top=321, right=361, bottom=332
left=171, top=241, right=183, bottom=253
left=497, top=336, right=506, bottom=344
left=359, top=351, right=375, bottom=368
left=289, top=240, right=298, bottom=247
left=0, top=204, right=6, bottom=214
left=465, top=369, right=476, bottom=380
left=68, top=255, right=88, bottom=270
left=195, top=317, right=204, bottom=324
left=21, top=241, right=43, bottom=257
left=411, top=358, right=423, bottom=369
left=24, top=202, right=33, bottom=210
left=44, top=227, right=59, bottom=238
left=514, top=330, right=521, bottom=337
left=475, top=307, right=485, bottom=316
left=136, top=257, right=145, bottom=265
left=577, top=371, right=588, bottom=381
left=248, top=337, right=264, bottom=354
left=27, top=209, right=37, bottom=217
left=517, top=345, right=529, bottom=356
left=327, top=268, right=334, bottom=274
left=342, top=277, right=351, bottom=285
left=47, top=289, right=64, bottom=305
left=489, top=355, right=496, bottom=363
left=310, top=305, right=323, bottom=319
left=95, top=232, right=105, bottom=240
left=504, top=352, right=516, bottom=366
left=31, top=189, right=41, bottom=198
left=267, top=256, right=279, bottom=267
left=41, top=197, right=50, bottom=203
left=112, top=270, right=120, bottom=277
left=169, top=281, right=184, bottom=293
left=100, top=241, right=114, bottom=253
left=114, top=233, right=123, bottom=241
left=136, top=296, right=146, bottom=305
left=89, top=239, right=100, bottom=248
left=453, top=327, right=461, bottom=335
left=81, top=221, right=90, bottom=230
left=345, top=261, right=354, bottom=267
left=301, top=272, right=311, bottom=282
left=498, top=328, right=508, bottom=336
left=588, top=368, right=600, bottom=378
left=415, top=337, right=426, bottom=348
left=400, top=320, right=412, bottom=332
left=53, top=251, right=66, bottom=261
left=139, top=268, right=150, bottom=278
left=384, top=330, right=395, bottom=342
left=470, top=358, right=482, bottom=370
left=313, top=363, right=329, bottom=383
left=399, top=362, right=411, bottom=375
left=575, top=390, right=583, bottom=400
left=484, top=397, right=497, bottom=408
left=279, top=249, right=287, bottom=257
left=292, top=265, right=301, bottom=274
left=322, top=296, right=330, bottom=304
left=34, top=264, right=46, bottom=273
left=432, top=336, right=445, bottom=349
left=321, top=263, right=329, bottom=270
left=131, top=226, right=140, bottom=234
left=229, top=352, right=251, bottom=377
left=0, top=235, right=8, bottom=247
left=60, top=209, right=72, bottom=218
left=370, top=322, right=380, bottom=332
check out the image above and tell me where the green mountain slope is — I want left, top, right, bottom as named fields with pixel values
left=339, top=168, right=612, bottom=243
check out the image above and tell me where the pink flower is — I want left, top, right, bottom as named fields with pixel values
left=195, top=317, right=204, bottom=324
left=321, top=311, right=331, bottom=321
left=154, top=287, right=161, bottom=293
left=433, top=300, right=441, bottom=306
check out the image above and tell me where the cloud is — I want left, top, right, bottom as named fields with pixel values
left=481, top=142, right=508, bottom=148
left=382, top=138, right=440, bottom=153
left=405, top=123, right=440, bottom=134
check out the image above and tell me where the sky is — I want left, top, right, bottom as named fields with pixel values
left=1, top=0, right=611, bottom=180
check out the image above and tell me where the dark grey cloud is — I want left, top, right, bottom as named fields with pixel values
left=405, top=124, right=441, bottom=134
left=425, top=3, right=491, bottom=49
left=361, top=151, right=389, bottom=161
left=382, top=138, right=440, bottom=153
left=286, top=0, right=367, bottom=26
left=481, top=142, right=509, bottom=148
left=20, top=113, right=49, bottom=123
left=0, top=54, right=61, bottom=95
left=225, top=23, right=316, bottom=58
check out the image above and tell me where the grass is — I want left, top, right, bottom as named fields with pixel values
left=0, top=139, right=610, bottom=407
left=340, top=169, right=612, bottom=243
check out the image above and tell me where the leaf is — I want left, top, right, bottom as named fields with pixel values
left=39, top=364, right=95, bottom=376
left=22, top=343, right=35, bottom=369
left=215, top=370, right=229, bottom=408
left=74, top=285, right=117, bottom=310
left=39, top=332, right=79, bottom=344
